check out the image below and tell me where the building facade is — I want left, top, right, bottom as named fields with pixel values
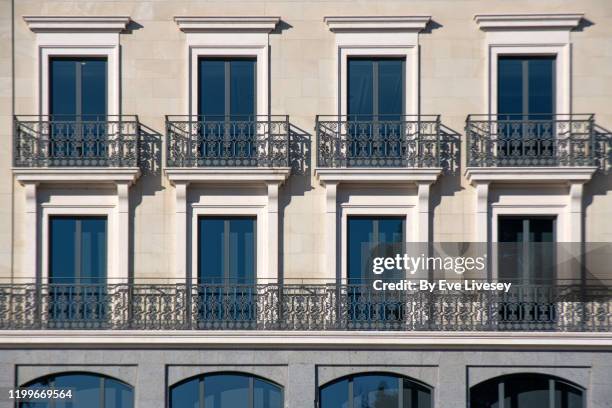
left=0, top=0, right=612, bottom=407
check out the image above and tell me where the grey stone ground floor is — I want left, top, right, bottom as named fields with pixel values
left=0, top=347, right=611, bottom=408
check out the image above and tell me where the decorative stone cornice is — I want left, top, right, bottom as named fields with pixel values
left=324, top=16, right=431, bottom=32
left=315, top=168, right=442, bottom=185
left=174, top=16, right=280, bottom=33
left=464, top=167, right=596, bottom=186
left=474, top=13, right=583, bottom=31
left=164, top=168, right=291, bottom=185
left=23, top=16, right=131, bottom=33
left=13, top=168, right=141, bottom=185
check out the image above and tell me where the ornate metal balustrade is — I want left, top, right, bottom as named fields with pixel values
left=316, top=115, right=442, bottom=168
left=14, top=115, right=140, bottom=167
left=166, top=115, right=290, bottom=167
left=0, top=282, right=609, bottom=331
left=466, top=114, right=599, bottom=167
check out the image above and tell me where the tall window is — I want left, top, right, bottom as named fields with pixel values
left=19, top=372, right=133, bottom=408
left=198, top=217, right=256, bottom=327
left=347, top=58, right=405, bottom=164
left=170, top=373, right=282, bottom=408
left=497, top=56, right=556, bottom=163
left=198, top=58, right=256, bottom=161
left=498, top=216, right=555, bottom=283
left=348, top=217, right=405, bottom=283
left=48, top=217, right=107, bottom=326
left=49, top=57, right=107, bottom=160
left=498, top=56, right=555, bottom=119
left=471, top=374, right=584, bottom=408
left=498, top=217, right=556, bottom=326
left=320, top=373, right=432, bottom=408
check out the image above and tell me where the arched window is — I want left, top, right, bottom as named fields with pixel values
left=320, top=373, right=432, bottom=408
left=19, top=372, right=133, bottom=408
left=170, top=372, right=283, bottom=408
left=470, top=373, right=584, bottom=408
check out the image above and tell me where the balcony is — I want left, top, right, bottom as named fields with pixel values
left=14, top=115, right=140, bottom=168
left=0, top=281, right=609, bottom=332
left=316, top=115, right=442, bottom=168
left=166, top=115, right=290, bottom=168
left=466, top=114, right=600, bottom=168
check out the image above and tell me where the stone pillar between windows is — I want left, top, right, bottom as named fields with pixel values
left=568, top=181, right=584, bottom=243
left=324, top=182, right=338, bottom=280
left=266, top=181, right=280, bottom=282
left=115, top=181, right=130, bottom=282
left=23, top=182, right=38, bottom=278
left=474, top=182, right=489, bottom=243
left=174, top=181, right=189, bottom=282
left=416, top=181, right=432, bottom=243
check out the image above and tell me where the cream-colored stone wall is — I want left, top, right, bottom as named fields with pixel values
left=2, top=0, right=612, bottom=282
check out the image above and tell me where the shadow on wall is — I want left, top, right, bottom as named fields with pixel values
left=584, top=123, right=612, bottom=217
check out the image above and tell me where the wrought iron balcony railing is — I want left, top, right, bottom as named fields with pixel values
left=14, top=115, right=140, bottom=167
left=166, top=115, right=290, bottom=167
left=0, top=282, right=609, bottom=331
left=466, top=114, right=599, bottom=167
left=316, top=115, right=442, bottom=168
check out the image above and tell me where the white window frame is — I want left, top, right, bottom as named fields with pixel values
left=474, top=13, right=584, bottom=115
left=174, top=17, right=280, bottom=117
left=23, top=17, right=128, bottom=117
left=324, top=17, right=431, bottom=117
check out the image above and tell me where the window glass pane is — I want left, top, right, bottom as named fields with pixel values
left=199, top=217, right=256, bottom=284
left=80, top=58, right=107, bottom=120
left=199, top=59, right=226, bottom=117
left=504, top=375, right=549, bottom=408
left=80, top=218, right=107, bottom=283
left=254, top=379, right=283, bottom=408
left=50, top=217, right=78, bottom=283
left=53, top=374, right=102, bottom=408
left=105, top=378, right=134, bottom=408
left=199, top=218, right=225, bottom=283
left=203, top=374, right=250, bottom=408
left=230, top=59, right=256, bottom=118
left=348, top=217, right=404, bottom=282
left=228, top=218, right=256, bottom=283
left=528, top=57, right=555, bottom=117
left=171, top=378, right=200, bottom=408
left=498, top=57, right=524, bottom=117
left=352, top=375, right=399, bottom=408
left=348, top=59, right=374, bottom=118
left=403, top=378, right=431, bottom=408
left=555, top=382, right=583, bottom=408
left=320, top=379, right=349, bottom=408
left=50, top=58, right=77, bottom=118
left=378, top=59, right=403, bottom=117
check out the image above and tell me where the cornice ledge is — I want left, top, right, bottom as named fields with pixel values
left=174, top=16, right=280, bottom=33
left=13, top=167, right=141, bottom=185
left=324, top=16, right=431, bottom=32
left=23, top=16, right=131, bottom=33
left=465, top=166, right=596, bottom=185
left=315, top=167, right=442, bottom=185
left=165, top=167, right=291, bottom=185
left=474, top=13, right=584, bottom=31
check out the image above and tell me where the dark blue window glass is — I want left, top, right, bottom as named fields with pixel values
left=198, top=217, right=255, bottom=284
left=49, top=57, right=107, bottom=161
left=170, top=373, right=282, bottom=408
left=19, top=373, right=133, bottom=408
left=198, top=217, right=256, bottom=326
left=498, top=56, right=555, bottom=118
left=348, top=217, right=404, bottom=283
left=348, top=59, right=374, bottom=120
left=320, top=374, right=431, bottom=408
left=198, top=58, right=256, bottom=160
left=49, top=217, right=107, bottom=325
